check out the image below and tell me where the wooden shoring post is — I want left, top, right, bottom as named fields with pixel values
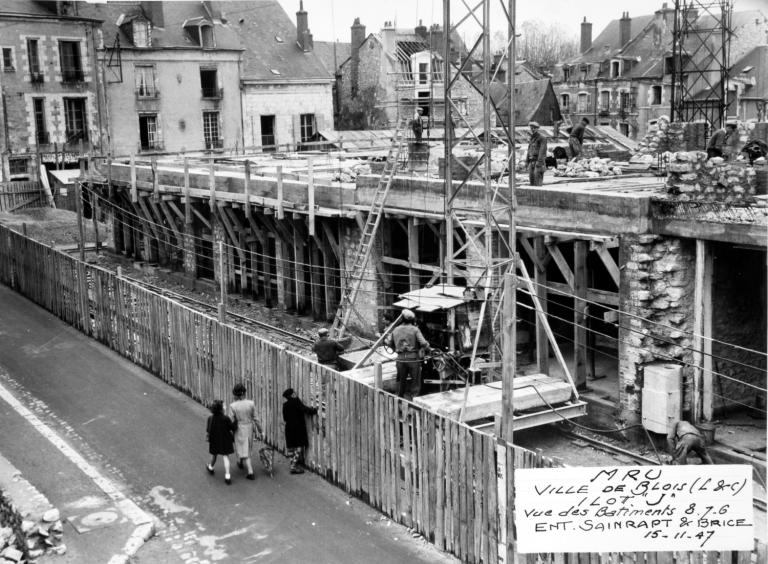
left=159, top=200, right=182, bottom=241
left=246, top=213, right=272, bottom=305
left=107, top=155, right=113, bottom=199
left=534, top=237, right=549, bottom=375
left=309, top=238, right=324, bottom=320
left=209, top=157, right=216, bottom=212
left=151, top=156, right=159, bottom=201
left=218, top=240, right=227, bottom=323
left=130, top=153, right=137, bottom=203
left=222, top=206, right=249, bottom=291
left=88, top=155, right=100, bottom=255
left=407, top=217, right=420, bottom=291
left=293, top=219, right=308, bottom=314
left=593, top=241, right=620, bottom=288
left=276, top=165, right=285, bottom=220
left=307, top=157, right=315, bottom=236
left=183, top=158, right=192, bottom=226
left=244, top=159, right=252, bottom=222
left=574, top=240, right=589, bottom=388
left=317, top=221, right=336, bottom=321
left=693, top=239, right=713, bottom=422
left=76, top=159, right=86, bottom=262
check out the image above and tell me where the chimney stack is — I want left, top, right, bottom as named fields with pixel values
left=350, top=18, right=366, bottom=95
left=620, top=12, right=632, bottom=48
left=580, top=17, right=592, bottom=54
left=296, top=1, right=313, bottom=52
left=415, top=19, right=427, bottom=39
left=381, top=20, right=396, bottom=55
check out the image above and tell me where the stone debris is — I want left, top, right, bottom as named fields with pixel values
left=41, top=509, right=59, bottom=524
left=329, top=163, right=371, bottom=183
left=0, top=547, right=23, bottom=563
left=666, top=151, right=757, bottom=203
left=553, top=157, right=623, bottom=178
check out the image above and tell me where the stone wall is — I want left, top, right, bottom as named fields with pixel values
left=619, top=234, right=696, bottom=426
left=339, top=220, right=382, bottom=337
left=666, top=152, right=757, bottom=203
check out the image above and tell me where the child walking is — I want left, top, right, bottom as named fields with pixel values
left=282, top=388, right=318, bottom=474
left=206, top=399, right=236, bottom=485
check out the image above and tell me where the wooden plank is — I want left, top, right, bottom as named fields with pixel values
left=534, top=237, right=549, bottom=375
left=276, top=165, right=285, bottom=220
left=593, top=242, right=620, bottom=288
left=244, top=159, right=252, bottom=222
left=130, top=153, right=137, bottom=203
left=408, top=217, right=420, bottom=290
left=183, top=158, right=191, bottom=225
left=307, top=157, right=315, bottom=236
left=574, top=240, right=589, bottom=387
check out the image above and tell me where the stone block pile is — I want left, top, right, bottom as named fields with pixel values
left=553, top=157, right=623, bottom=178
left=666, top=151, right=757, bottom=203
left=0, top=490, right=65, bottom=563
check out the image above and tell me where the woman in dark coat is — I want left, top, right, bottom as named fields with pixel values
left=206, top=399, right=236, bottom=484
left=282, top=388, right=317, bottom=474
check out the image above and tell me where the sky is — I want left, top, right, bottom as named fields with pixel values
left=275, top=0, right=768, bottom=43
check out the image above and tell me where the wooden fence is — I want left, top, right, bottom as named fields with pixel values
left=0, top=224, right=763, bottom=564
left=0, top=181, right=44, bottom=212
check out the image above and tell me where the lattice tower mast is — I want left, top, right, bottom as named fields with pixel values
left=443, top=0, right=516, bottom=373
left=670, top=0, right=733, bottom=128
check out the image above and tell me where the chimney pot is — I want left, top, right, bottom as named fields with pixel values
left=580, top=17, right=593, bottom=54
left=620, top=11, right=632, bottom=47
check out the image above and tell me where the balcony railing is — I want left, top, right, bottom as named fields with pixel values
left=36, top=131, right=50, bottom=145
left=30, top=71, right=44, bottom=84
left=135, top=88, right=160, bottom=100
left=65, top=130, right=88, bottom=144
left=61, top=68, right=84, bottom=83
left=138, top=140, right=164, bottom=152
left=205, top=138, right=223, bottom=150
left=201, top=87, right=223, bottom=99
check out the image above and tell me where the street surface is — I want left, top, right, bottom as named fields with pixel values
left=0, top=284, right=455, bottom=564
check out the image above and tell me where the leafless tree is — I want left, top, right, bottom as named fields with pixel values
left=492, top=21, right=578, bottom=72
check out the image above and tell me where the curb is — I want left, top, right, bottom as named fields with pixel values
left=107, top=520, right=158, bottom=564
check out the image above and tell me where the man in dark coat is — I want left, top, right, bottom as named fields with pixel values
left=568, top=117, right=588, bottom=159
left=282, top=388, right=318, bottom=474
left=312, top=328, right=344, bottom=369
left=526, top=121, right=547, bottom=186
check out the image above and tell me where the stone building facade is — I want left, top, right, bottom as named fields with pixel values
left=0, top=2, right=104, bottom=180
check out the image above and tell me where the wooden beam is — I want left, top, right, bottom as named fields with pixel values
left=310, top=241, right=324, bottom=320
left=136, top=196, right=161, bottom=240
left=534, top=237, right=549, bottom=375
left=190, top=205, right=211, bottom=231
left=546, top=282, right=618, bottom=307
left=573, top=240, right=589, bottom=388
left=593, top=241, right=620, bottom=288
left=693, top=240, right=714, bottom=422
left=307, top=157, right=315, bottom=237
left=183, top=158, right=191, bottom=225
left=408, top=217, right=420, bottom=290
left=547, top=242, right=574, bottom=290
left=244, top=159, right=252, bottom=222
left=167, top=199, right=186, bottom=224
left=380, top=256, right=442, bottom=273
left=151, top=157, right=159, bottom=201
left=158, top=200, right=182, bottom=241
left=293, top=221, right=308, bottom=314
left=208, top=157, right=216, bottom=211
left=130, top=153, right=137, bottom=203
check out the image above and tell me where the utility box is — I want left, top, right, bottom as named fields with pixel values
left=641, top=362, right=682, bottom=434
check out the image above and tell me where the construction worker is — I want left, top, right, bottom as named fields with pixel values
left=526, top=121, right=547, bottom=186
left=706, top=122, right=737, bottom=160
left=388, top=309, right=432, bottom=400
left=312, top=328, right=344, bottom=369
left=568, top=117, right=589, bottom=159
left=667, top=420, right=714, bottom=465
left=411, top=107, right=424, bottom=142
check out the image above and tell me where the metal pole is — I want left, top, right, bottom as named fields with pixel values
left=76, top=180, right=85, bottom=262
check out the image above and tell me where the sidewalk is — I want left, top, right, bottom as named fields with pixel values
left=0, top=377, right=155, bottom=564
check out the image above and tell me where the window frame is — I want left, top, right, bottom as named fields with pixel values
left=299, top=113, right=316, bottom=143
left=59, top=40, right=83, bottom=82
left=63, top=97, right=88, bottom=142
left=650, top=85, right=662, bottom=106
left=138, top=113, right=160, bottom=151
left=8, top=158, right=29, bottom=177
left=27, top=39, right=42, bottom=81
left=2, top=47, right=15, bottom=72
left=561, top=93, right=570, bottom=111
left=135, top=64, right=157, bottom=98
left=33, top=97, right=47, bottom=144
left=199, top=68, right=220, bottom=98
left=202, top=110, right=221, bottom=149
left=132, top=19, right=150, bottom=48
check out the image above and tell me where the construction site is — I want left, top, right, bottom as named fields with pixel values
left=0, top=0, right=765, bottom=562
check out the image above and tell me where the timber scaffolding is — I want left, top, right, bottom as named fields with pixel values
left=89, top=146, right=768, bottom=433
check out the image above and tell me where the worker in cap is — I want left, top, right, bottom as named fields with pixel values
left=312, top=327, right=344, bottom=369
left=526, top=121, right=547, bottom=186
left=707, top=121, right=738, bottom=160
left=411, top=107, right=424, bottom=142
left=387, top=309, right=432, bottom=400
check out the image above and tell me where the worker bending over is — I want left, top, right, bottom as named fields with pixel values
left=667, top=420, right=714, bottom=465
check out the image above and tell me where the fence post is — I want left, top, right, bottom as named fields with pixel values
left=75, top=162, right=85, bottom=263
left=374, top=362, right=382, bottom=389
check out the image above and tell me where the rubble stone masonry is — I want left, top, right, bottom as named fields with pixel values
left=666, top=152, right=758, bottom=203
left=619, top=234, right=696, bottom=426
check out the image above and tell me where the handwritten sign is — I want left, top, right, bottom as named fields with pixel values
left=515, top=465, right=753, bottom=553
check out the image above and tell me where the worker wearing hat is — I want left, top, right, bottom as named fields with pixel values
left=312, top=328, right=345, bottom=369
left=526, top=121, right=547, bottom=186
left=706, top=121, right=738, bottom=160
left=387, top=309, right=432, bottom=400
left=411, top=107, right=424, bottom=142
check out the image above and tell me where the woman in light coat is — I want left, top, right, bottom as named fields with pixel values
left=229, top=383, right=262, bottom=480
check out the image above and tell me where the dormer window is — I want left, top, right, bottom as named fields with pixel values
left=132, top=19, right=150, bottom=48
left=610, top=60, right=621, bottom=78
left=184, top=19, right=215, bottom=49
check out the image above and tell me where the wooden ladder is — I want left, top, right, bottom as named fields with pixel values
left=331, top=118, right=409, bottom=338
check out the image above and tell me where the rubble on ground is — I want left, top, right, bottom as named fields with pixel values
left=329, top=163, right=371, bottom=183
left=553, top=157, right=623, bottom=178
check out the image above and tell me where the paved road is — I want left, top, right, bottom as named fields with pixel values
left=0, top=285, right=455, bottom=564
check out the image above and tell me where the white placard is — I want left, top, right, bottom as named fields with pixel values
left=515, top=465, right=754, bottom=553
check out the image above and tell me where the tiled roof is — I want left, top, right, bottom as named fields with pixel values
left=0, top=1, right=99, bottom=21
left=573, top=14, right=656, bottom=63
left=490, top=78, right=561, bottom=126
left=222, top=0, right=331, bottom=81
left=78, top=2, right=241, bottom=50
left=313, top=41, right=350, bottom=77
left=691, top=44, right=768, bottom=100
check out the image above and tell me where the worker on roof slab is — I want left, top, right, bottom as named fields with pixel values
left=387, top=309, right=432, bottom=400
left=526, top=121, right=547, bottom=186
left=706, top=122, right=738, bottom=160
left=568, top=117, right=589, bottom=159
